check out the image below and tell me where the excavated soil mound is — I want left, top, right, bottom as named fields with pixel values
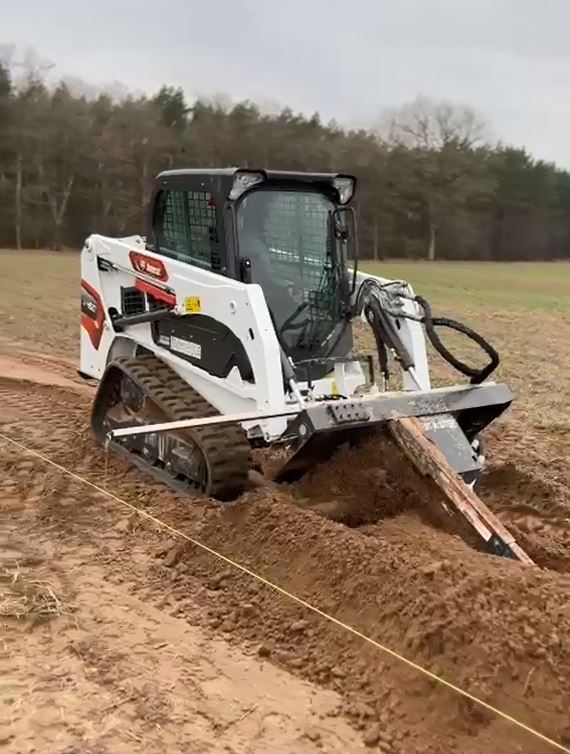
left=261, top=431, right=451, bottom=532
left=295, top=431, right=430, bottom=524
left=188, top=486, right=570, bottom=733
left=479, top=426, right=570, bottom=573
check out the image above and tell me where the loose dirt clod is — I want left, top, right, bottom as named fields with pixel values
left=363, top=723, right=382, bottom=747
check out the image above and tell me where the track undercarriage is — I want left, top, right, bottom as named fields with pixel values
left=91, top=355, right=251, bottom=501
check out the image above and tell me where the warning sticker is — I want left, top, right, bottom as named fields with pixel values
left=184, top=296, right=201, bottom=314
left=171, top=336, right=202, bottom=360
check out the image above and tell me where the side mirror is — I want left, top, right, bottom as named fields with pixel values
left=240, top=257, right=253, bottom=284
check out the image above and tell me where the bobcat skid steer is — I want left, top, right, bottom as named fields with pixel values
left=80, top=168, right=533, bottom=565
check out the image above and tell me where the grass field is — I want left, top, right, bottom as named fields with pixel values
left=1, top=250, right=569, bottom=427
left=366, top=260, right=570, bottom=312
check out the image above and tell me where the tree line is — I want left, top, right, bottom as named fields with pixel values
left=1, top=59, right=569, bottom=261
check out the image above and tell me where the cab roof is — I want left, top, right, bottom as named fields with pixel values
left=153, top=168, right=357, bottom=204
left=157, top=167, right=354, bottom=183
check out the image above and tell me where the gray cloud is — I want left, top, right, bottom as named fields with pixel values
left=3, top=0, right=570, bottom=165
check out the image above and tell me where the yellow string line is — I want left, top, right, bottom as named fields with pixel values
left=0, top=430, right=567, bottom=754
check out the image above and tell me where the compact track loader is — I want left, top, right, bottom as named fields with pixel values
left=80, top=168, right=533, bottom=564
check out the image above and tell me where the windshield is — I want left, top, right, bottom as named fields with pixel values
left=237, top=189, right=346, bottom=357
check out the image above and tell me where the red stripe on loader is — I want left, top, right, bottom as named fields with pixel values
left=135, top=278, right=176, bottom=307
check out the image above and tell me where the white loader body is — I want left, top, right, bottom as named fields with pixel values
left=80, top=233, right=431, bottom=443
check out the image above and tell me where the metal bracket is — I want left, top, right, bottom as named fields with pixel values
left=327, top=401, right=372, bottom=424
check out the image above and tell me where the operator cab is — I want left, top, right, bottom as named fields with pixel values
left=146, top=168, right=358, bottom=374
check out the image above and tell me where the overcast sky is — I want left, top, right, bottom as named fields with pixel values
left=3, top=0, right=570, bottom=166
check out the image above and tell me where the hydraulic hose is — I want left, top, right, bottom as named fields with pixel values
left=355, top=278, right=500, bottom=385
left=414, top=295, right=499, bottom=384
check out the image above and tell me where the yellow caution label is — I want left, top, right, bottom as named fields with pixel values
left=184, top=296, right=201, bottom=314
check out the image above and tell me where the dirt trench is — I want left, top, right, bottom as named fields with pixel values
left=1, top=355, right=570, bottom=754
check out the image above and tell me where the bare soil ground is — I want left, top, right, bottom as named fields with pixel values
left=1, top=252, right=570, bottom=754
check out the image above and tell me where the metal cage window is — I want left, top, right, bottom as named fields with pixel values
left=159, top=190, right=219, bottom=271
left=261, top=192, right=336, bottom=317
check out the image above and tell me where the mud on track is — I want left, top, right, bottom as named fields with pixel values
left=1, top=360, right=570, bottom=754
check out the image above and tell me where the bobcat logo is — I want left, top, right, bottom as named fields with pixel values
left=129, top=251, right=168, bottom=281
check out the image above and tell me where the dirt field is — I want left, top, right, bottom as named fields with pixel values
left=1, top=251, right=570, bottom=754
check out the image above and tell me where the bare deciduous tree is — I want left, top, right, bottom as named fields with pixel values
left=10, top=46, right=55, bottom=90
left=377, top=97, right=492, bottom=260
left=382, top=95, right=488, bottom=150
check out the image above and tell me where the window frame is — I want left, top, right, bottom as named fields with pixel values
left=152, top=187, right=222, bottom=273
left=236, top=185, right=336, bottom=288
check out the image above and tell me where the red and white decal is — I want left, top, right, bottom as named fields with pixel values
left=135, top=278, right=176, bottom=307
left=80, top=280, right=105, bottom=350
left=129, top=251, right=169, bottom=281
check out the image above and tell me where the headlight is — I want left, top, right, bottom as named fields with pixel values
left=229, top=170, right=265, bottom=200
left=332, top=175, right=355, bottom=204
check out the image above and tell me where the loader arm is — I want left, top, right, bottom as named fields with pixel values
left=352, top=269, right=431, bottom=391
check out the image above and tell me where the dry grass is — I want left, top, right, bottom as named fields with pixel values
left=0, top=562, right=66, bottom=624
left=365, top=260, right=570, bottom=313
left=0, top=250, right=78, bottom=357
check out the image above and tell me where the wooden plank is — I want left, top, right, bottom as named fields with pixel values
left=389, top=416, right=535, bottom=566
left=112, top=407, right=301, bottom=438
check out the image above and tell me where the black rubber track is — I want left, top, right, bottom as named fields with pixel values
left=91, top=354, right=251, bottom=501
